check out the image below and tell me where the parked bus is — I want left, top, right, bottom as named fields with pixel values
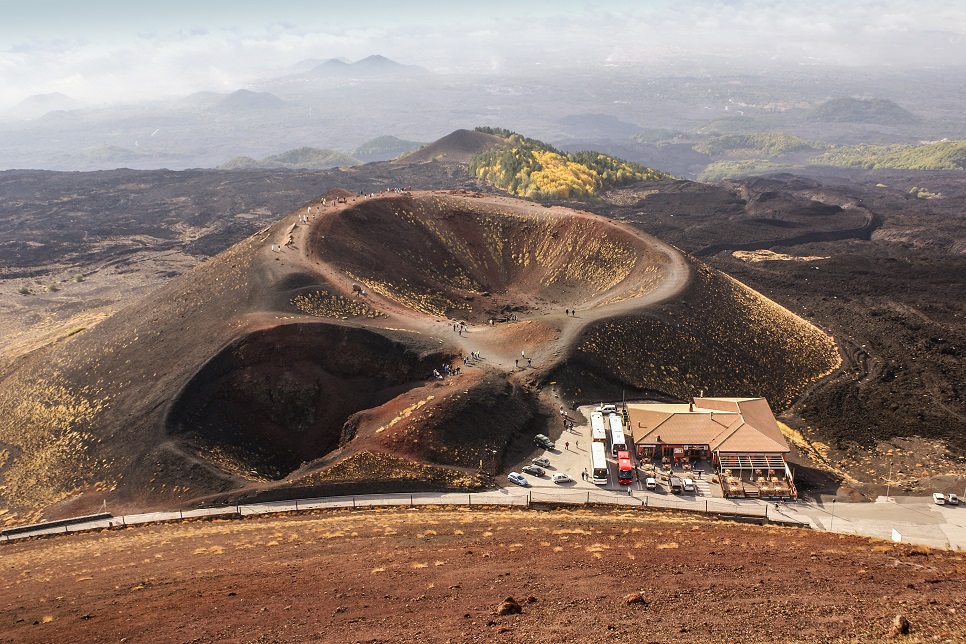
left=590, top=442, right=608, bottom=485
left=617, top=450, right=634, bottom=485
left=608, top=414, right=627, bottom=455
left=590, top=411, right=607, bottom=443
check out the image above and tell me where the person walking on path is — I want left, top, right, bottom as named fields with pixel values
left=565, top=441, right=569, bottom=451
left=527, top=357, right=532, bottom=367
left=575, top=440, right=579, bottom=449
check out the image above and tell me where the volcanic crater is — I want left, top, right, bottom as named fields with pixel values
left=0, top=189, right=839, bottom=518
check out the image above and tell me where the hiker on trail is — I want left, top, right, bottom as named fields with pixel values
left=565, top=441, right=569, bottom=450
left=515, top=359, right=519, bottom=368
left=521, top=350, right=525, bottom=358
left=575, top=440, right=579, bottom=449
left=527, top=357, right=532, bottom=367
left=565, top=309, right=569, bottom=316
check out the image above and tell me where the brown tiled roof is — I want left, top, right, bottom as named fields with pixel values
left=627, top=397, right=789, bottom=454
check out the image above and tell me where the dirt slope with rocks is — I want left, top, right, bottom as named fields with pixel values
left=1, top=506, right=963, bottom=643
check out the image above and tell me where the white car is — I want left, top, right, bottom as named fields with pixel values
left=552, top=472, right=573, bottom=484
left=531, top=457, right=551, bottom=468
left=683, top=478, right=695, bottom=492
left=645, top=477, right=657, bottom=490
left=933, top=492, right=946, bottom=505
left=946, top=493, right=959, bottom=506
left=507, top=472, right=529, bottom=487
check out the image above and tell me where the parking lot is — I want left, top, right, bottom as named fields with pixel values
left=512, top=405, right=720, bottom=499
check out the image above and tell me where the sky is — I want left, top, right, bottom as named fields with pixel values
left=2, top=0, right=965, bottom=108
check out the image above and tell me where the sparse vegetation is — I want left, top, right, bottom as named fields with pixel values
left=220, top=147, right=361, bottom=170
left=17, top=285, right=31, bottom=295
left=694, top=132, right=816, bottom=158
left=809, top=140, right=966, bottom=170
left=698, top=159, right=791, bottom=181
left=295, top=451, right=485, bottom=489
left=292, top=290, right=382, bottom=318
left=577, top=257, right=840, bottom=409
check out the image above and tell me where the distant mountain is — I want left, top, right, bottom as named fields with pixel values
left=6, top=92, right=80, bottom=120
left=216, top=90, right=288, bottom=113
left=469, top=127, right=672, bottom=199
left=807, top=97, right=918, bottom=125
left=219, top=146, right=361, bottom=170
left=352, top=135, right=424, bottom=162
left=396, top=129, right=509, bottom=164
left=305, top=55, right=430, bottom=78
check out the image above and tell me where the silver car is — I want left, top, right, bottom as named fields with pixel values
left=507, top=472, right=529, bottom=487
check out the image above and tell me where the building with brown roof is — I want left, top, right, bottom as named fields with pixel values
left=627, top=397, right=796, bottom=498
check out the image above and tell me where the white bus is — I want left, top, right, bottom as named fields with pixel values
left=590, top=442, right=608, bottom=485
left=590, top=411, right=608, bottom=443
left=608, top=413, right=627, bottom=455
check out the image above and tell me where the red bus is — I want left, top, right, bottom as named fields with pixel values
left=617, top=450, right=633, bottom=485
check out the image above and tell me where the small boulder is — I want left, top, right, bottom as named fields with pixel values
left=891, top=614, right=910, bottom=637
left=496, top=596, right=522, bottom=616
left=624, top=592, right=647, bottom=606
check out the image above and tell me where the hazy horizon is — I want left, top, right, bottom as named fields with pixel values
left=3, top=0, right=966, bottom=109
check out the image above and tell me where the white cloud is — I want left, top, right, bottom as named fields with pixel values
left=2, top=0, right=966, bottom=107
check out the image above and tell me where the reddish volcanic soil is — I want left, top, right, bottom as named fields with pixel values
left=2, top=507, right=964, bottom=643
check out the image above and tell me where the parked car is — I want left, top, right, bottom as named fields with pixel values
left=933, top=492, right=946, bottom=505
left=522, top=465, right=545, bottom=477
left=946, top=493, right=960, bottom=505
left=600, top=404, right=618, bottom=414
left=552, top=472, right=573, bottom=484
left=507, top=472, right=529, bottom=487
left=531, top=456, right=551, bottom=468
left=534, top=434, right=555, bottom=449
left=645, top=477, right=657, bottom=490
left=682, top=478, right=695, bottom=492
left=669, top=477, right=683, bottom=494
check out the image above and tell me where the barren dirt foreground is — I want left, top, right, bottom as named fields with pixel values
left=2, top=507, right=964, bottom=643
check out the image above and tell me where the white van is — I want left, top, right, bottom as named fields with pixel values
left=645, top=477, right=657, bottom=490
left=933, top=492, right=946, bottom=505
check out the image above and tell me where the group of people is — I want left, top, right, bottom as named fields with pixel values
left=433, top=362, right=462, bottom=380
left=270, top=234, right=295, bottom=252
